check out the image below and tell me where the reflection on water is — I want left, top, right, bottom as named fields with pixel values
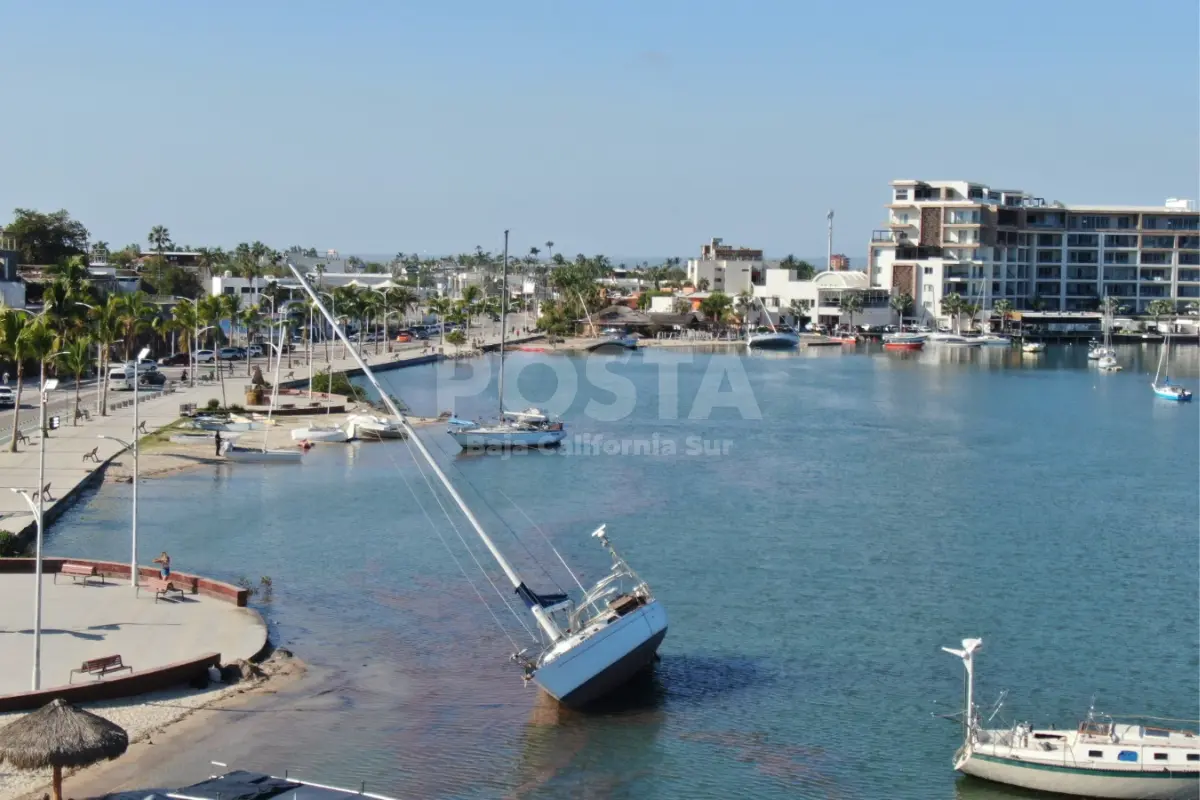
left=42, top=344, right=1198, bottom=799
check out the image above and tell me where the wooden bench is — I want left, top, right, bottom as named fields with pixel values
left=82, top=446, right=100, bottom=463
left=138, top=577, right=185, bottom=603
left=55, top=562, right=104, bottom=585
left=69, top=655, right=132, bottom=683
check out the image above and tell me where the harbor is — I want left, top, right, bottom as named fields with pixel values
left=0, top=340, right=1191, bottom=799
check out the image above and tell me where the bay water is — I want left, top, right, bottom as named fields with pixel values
left=46, top=343, right=1199, bottom=799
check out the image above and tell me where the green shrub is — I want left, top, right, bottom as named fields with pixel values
left=0, top=531, right=21, bottom=557
left=205, top=398, right=220, bottom=410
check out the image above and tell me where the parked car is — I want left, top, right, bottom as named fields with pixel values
left=126, top=359, right=158, bottom=372
left=159, top=352, right=191, bottom=366
left=194, top=349, right=215, bottom=363
left=217, top=347, right=242, bottom=360
left=139, top=370, right=167, bottom=386
left=0, top=387, right=14, bottom=408
left=247, top=344, right=264, bottom=358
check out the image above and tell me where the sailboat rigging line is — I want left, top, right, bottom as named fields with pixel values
left=285, top=259, right=566, bottom=645
left=496, top=489, right=586, bottom=593
left=388, top=444, right=532, bottom=649
left=402, top=441, right=539, bottom=642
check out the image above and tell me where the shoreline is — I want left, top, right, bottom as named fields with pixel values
left=3, top=650, right=306, bottom=800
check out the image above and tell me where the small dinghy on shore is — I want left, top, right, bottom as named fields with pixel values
left=290, top=425, right=349, bottom=443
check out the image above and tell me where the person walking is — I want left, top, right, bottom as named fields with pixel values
left=214, top=430, right=222, bottom=457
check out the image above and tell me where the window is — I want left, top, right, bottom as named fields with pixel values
left=896, top=213, right=910, bottom=224
left=1088, top=750, right=1104, bottom=758
left=1141, top=252, right=1171, bottom=265
left=968, top=186, right=984, bottom=199
left=1181, top=253, right=1200, bottom=265
left=1142, top=235, right=1175, bottom=249
left=988, top=191, right=1001, bottom=201
left=1105, top=252, right=1133, bottom=265
left=1178, top=236, right=1199, bottom=250
left=1037, top=233, right=1062, bottom=246
left=1037, top=250, right=1061, bottom=262
left=894, top=189, right=909, bottom=200
left=1104, top=235, right=1137, bottom=248
left=1068, top=234, right=1098, bottom=247
left=923, top=267, right=933, bottom=275
left=1187, top=754, right=1199, bottom=762
left=1153, top=753, right=1168, bottom=761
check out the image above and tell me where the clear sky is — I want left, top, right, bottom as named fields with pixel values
left=3, top=0, right=1198, bottom=262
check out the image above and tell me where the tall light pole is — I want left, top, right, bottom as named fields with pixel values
left=319, top=291, right=336, bottom=415
left=194, top=325, right=214, bottom=387
left=11, top=488, right=42, bottom=689
left=827, top=209, right=835, bottom=273
left=97, top=433, right=138, bottom=587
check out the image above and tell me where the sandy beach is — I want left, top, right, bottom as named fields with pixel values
left=0, top=650, right=304, bottom=800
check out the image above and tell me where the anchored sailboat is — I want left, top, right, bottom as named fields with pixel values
left=448, top=231, right=568, bottom=449
left=286, top=261, right=667, bottom=707
left=1151, top=333, right=1192, bottom=401
left=943, top=638, right=1200, bottom=799
left=746, top=296, right=800, bottom=349
left=222, top=316, right=304, bottom=462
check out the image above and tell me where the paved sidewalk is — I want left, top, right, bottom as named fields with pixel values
left=0, top=331, right=540, bottom=539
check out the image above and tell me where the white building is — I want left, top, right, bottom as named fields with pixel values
left=867, top=179, right=1200, bottom=323
left=686, top=237, right=765, bottom=294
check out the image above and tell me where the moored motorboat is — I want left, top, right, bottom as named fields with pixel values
left=1022, top=342, right=1046, bottom=354
left=587, top=334, right=639, bottom=352
left=931, top=333, right=981, bottom=347
left=943, top=638, right=1200, bottom=800
left=975, top=334, right=1011, bottom=346
left=883, top=332, right=926, bottom=351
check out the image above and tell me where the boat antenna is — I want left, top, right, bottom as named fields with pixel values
left=284, top=261, right=564, bottom=643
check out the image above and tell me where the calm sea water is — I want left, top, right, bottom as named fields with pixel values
left=46, top=343, right=1199, bottom=799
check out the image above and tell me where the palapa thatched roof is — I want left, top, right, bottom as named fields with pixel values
left=0, top=698, right=128, bottom=770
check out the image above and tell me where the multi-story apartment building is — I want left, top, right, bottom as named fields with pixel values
left=686, top=237, right=765, bottom=294
left=867, top=180, right=1199, bottom=321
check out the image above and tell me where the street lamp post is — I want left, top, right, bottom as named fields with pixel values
left=194, top=325, right=215, bottom=387
left=97, top=433, right=138, bottom=587
left=319, top=292, right=336, bottom=415
left=10, top=488, right=42, bottom=689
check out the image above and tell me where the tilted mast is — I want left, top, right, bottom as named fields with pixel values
left=498, top=230, right=508, bottom=417
left=285, top=261, right=564, bottom=643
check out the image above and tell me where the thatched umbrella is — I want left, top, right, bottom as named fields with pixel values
left=0, top=697, right=129, bottom=800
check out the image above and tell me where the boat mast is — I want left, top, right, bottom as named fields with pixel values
left=264, top=312, right=287, bottom=452
left=756, top=295, right=778, bottom=334
left=498, top=230, right=508, bottom=417
left=285, top=262, right=564, bottom=643
left=943, top=638, right=982, bottom=749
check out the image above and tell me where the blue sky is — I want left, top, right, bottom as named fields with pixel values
left=3, top=0, right=1197, bottom=262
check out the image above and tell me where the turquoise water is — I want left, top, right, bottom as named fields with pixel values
left=46, top=343, right=1199, bottom=799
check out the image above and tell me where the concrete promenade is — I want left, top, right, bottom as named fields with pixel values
left=0, top=331, right=541, bottom=541
left=0, top=571, right=265, bottom=698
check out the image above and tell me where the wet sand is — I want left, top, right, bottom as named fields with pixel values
left=3, top=651, right=305, bottom=800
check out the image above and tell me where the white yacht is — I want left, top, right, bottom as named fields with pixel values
left=288, top=256, right=667, bottom=708
left=974, top=333, right=1012, bottom=347
left=936, top=334, right=982, bottom=348
left=943, top=638, right=1200, bottom=800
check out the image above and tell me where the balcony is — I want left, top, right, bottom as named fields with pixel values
left=896, top=244, right=943, bottom=260
left=871, top=230, right=907, bottom=243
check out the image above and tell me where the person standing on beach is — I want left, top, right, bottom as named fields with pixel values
left=152, top=551, right=171, bottom=579
left=214, top=430, right=222, bottom=456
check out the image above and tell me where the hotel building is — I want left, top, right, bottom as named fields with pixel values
left=867, top=180, right=1199, bottom=321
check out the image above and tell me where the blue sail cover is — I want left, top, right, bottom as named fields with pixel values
left=447, top=417, right=477, bottom=426
left=516, top=582, right=569, bottom=609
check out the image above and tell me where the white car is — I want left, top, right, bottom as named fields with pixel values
left=0, top=387, right=13, bottom=408
left=247, top=344, right=264, bottom=358
left=194, top=350, right=215, bottom=363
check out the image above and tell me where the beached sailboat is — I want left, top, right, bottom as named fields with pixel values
left=289, top=424, right=350, bottom=443
left=344, top=413, right=407, bottom=440
left=1151, top=334, right=1193, bottom=401
left=287, top=259, right=667, bottom=708
left=943, top=638, right=1200, bottom=799
left=223, top=320, right=304, bottom=463
left=449, top=232, right=567, bottom=450
left=746, top=297, right=800, bottom=349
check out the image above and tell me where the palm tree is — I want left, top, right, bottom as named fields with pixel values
left=147, top=225, right=172, bottom=254
left=195, top=247, right=226, bottom=283
left=22, top=317, right=56, bottom=437
left=940, top=292, right=965, bottom=334
left=199, top=295, right=228, bottom=406
left=544, top=241, right=554, bottom=262
left=992, top=299, right=1014, bottom=333
left=961, top=302, right=982, bottom=333
left=0, top=309, right=31, bottom=450
left=889, top=292, right=914, bottom=329
left=89, top=296, right=123, bottom=416
left=56, top=338, right=92, bottom=425
left=427, top=296, right=452, bottom=347
left=697, top=278, right=711, bottom=291
left=839, top=292, right=864, bottom=332
left=171, top=298, right=199, bottom=386
left=734, top=290, right=757, bottom=331
left=1146, top=299, right=1176, bottom=332
left=698, top=292, right=733, bottom=331
left=116, top=291, right=157, bottom=360
left=787, top=298, right=812, bottom=330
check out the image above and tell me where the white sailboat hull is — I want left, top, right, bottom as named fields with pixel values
left=534, top=600, right=668, bottom=708
left=344, top=415, right=407, bottom=440
left=290, top=426, right=350, bottom=443
left=747, top=331, right=801, bottom=349
left=960, top=753, right=1199, bottom=800
left=450, top=427, right=567, bottom=449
